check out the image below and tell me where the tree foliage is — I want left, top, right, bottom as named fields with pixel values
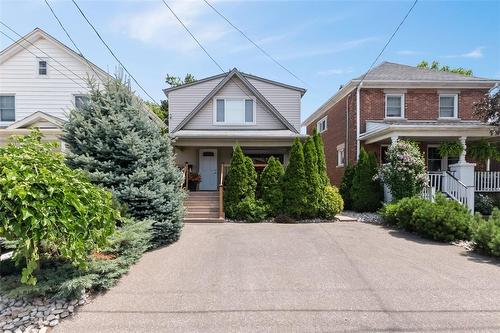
left=303, top=137, right=322, bottom=217
left=63, top=75, right=185, bottom=247
left=468, top=140, right=500, bottom=162
left=282, top=138, right=307, bottom=217
left=0, top=131, right=118, bottom=285
left=339, top=165, right=355, bottom=210
left=165, top=73, right=196, bottom=88
left=417, top=60, right=473, bottom=76
left=144, top=100, right=168, bottom=122
left=474, top=88, right=500, bottom=135
left=313, top=129, right=329, bottom=188
left=351, top=148, right=383, bottom=212
left=259, top=156, right=285, bottom=216
left=319, top=186, right=344, bottom=219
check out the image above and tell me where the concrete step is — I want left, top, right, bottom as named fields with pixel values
left=186, top=211, right=220, bottom=218
left=186, top=196, right=219, bottom=202
left=186, top=206, right=219, bottom=212
left=188, top=191, right=219, bottom=197
left=184, top=217, right=225, bottom=223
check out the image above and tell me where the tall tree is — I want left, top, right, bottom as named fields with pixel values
left=303, top=137, right=322, bottom=217
left=63, top=75, right=185, bottom=247
left=259, top=156, right=285, bottom=216
left=350, top=148, right=383, bottom=212
left=474, top=88, right=500, bottom=135
left=282, top=138, right=307, bottom=218
left=313, top=129, right=329, bottom=188
left=417, top=60, right=473, bottom=76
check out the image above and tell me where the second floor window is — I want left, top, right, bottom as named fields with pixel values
left=385, top=94, right=404, bottom=118
left=75, top=95, right=89, bottom=109
left=0, top=95, right=15, bottom=121
left=317, top=116, right=327, bottom=133
left=38, top=60, right=47, bottom=75
left=439, top=94, right=458, bottom=118
left=214, top=98, right=255, bottom=125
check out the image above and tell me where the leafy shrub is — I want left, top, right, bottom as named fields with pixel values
left=63, top=76, right=185, bottom=248
left=381, top=194, right=473, bottom=242
left=232, top=198, right=268, bottom=223
left=319, top=186, right=344, bottom=219
left=0, top=131, right=118, bottom=285
left=472, top=208, right=500, bottom=256
left=0, top=219, right=152, bottom=299
left=274, top=214, right=297, bottom=224
left=303, top=137, right=322, bottom=217
left=475, top=193, right=496, bottom=216
left=351, top=148, right=383, bottom=212
left=438, top=140, right=464, bottom=158
left=339, top=165, right=355, bottom=210
left=378, top=140, right=427, bottom=200
left=259, top=157, right=284, bottom=216
left=313, top=129, right=329, bottom=187
left=282, top=138, right=307, bottom=218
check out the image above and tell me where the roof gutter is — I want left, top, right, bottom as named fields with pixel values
left=356, top=82, right=362, bottom=160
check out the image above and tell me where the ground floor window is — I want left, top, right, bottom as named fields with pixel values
left=427, top=146, right=459, bottom=172
left=336, top=143, right=345, bottom=167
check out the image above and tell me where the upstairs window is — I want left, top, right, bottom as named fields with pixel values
left=0, top=95, right=15, bottom=121
left=439, top=94, right=458, bottom=118
left=317, top=116, right=327, bottom=133
left=75, top=95, right=89, bottom=109
left=38, top=60, right=47, bottom=75
left=214, top=97, right=255, bottom=125
left=385, top=94, right=404, bottom=118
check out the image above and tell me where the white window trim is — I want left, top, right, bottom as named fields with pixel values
left=438, top=94, right=459, bottom=119
left=317, top=115, right=328, bottom=133
left=385, top=93, right=405, bottom=119
left=0, top=94, right=16, bottom=123
left=37, top=58, right=48, bottom=77
left=336, top=143, right=345, bottom=167
left=212, top=96, right=257, bottom=125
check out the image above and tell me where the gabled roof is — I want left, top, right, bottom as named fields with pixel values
left=6, top=111, right=64, bottom=129
left=355, top=62, right=494, bottom=82
left=171, top=68, right=299, bottom=133
left=163, top=68, right=306, bottom=96
left=0, top=27, right=109, bottom=79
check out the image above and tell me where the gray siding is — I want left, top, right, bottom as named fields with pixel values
left=184, top=77, right=285, bottom=130
left=168, top=77, right=224, bottom=131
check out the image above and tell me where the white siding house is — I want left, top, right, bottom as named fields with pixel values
left=0, top=28, right=109, bottom=145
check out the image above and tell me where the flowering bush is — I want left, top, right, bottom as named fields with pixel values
left=378, top=140, right=427, bottom=200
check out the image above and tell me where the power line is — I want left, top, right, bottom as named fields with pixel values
left=0, top=29, right=87, bottom=89
left=357, top=0, right=418, bottom=85
left=160, top=0, right=225, bottom=73
left=71, top=0, right=158, bottom=104
left=203, top=0, right=307, bottom=87
left=43, top=0, right=101, bottom=79
left=0, top=21, right=89, bottom=85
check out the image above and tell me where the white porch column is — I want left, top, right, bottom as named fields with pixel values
left=459, top=136, right=467, bottom=163
left=449, top=137, right=475, bottom=213
left=390, top=135, right=398, bottom=146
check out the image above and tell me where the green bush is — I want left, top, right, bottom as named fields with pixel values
left=319, top=186, right=344, bottom=219
left=351, top=148, right=383, bottom=212
left=381, top=194, right=473, bottom=242
left=259, top=157, right=284, bottom=216
left=282, top=138, right=308, bottom=218
left=313, top=129, right=329, bottom=187
left=303, top=137, right=322, bottom=217
left=232, top=198, right=268, bottom=222
left=472, top=208, right=500, bottom=256
left=339, top=165, right=355, bottom=210
left=63, top=76, right=185, bottom=248
left=225, top=145, right=255, bottom=219
left=475, top=193, right=496, bottom=216
left=0, top=131, right=118, bottom=285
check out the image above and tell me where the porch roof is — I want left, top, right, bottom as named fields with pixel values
left=171, top=129, right=305, bottom=147
left=360, top=120, right=496, bottom=144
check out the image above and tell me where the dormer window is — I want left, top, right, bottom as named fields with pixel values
left=439, top=94, right=458, bottom=118
left=385, top=94, right=404, bottom=118
left=38, top=60, right=47, bottom=75
left=214, top=97, right=256, bottom=125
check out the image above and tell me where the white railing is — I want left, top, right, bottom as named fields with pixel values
left=428, top=172, right=443, bottom=192
left=475, top=171, right=500, bottom=192
left=421, top=186, right=436, bottom=202
left=444, top=171, right=474, bottom=212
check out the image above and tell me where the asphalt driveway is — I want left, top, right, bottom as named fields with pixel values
left=55, top=222, right=500, bottom=333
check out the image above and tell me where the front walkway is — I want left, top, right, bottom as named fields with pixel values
left=55, top=222, right=500, bottom=332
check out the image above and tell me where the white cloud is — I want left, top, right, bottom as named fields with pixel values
left=317, top=68, right=354, bottom=76
left=444, top=47, right=484, bottom=59
left=278, top=37, right=377, bottom=60
left=396, top=50, right=422, bottom=56
left=112, top=1, right=230, bottom=52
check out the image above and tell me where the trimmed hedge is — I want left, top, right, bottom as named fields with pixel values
left=282, top=138, right=307, bottom=218
left=259, top=156, right=284, bottom=216
left=319, top=186, right=344, bottom=219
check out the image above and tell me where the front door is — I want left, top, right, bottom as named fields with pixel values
left=199, top=149, right=218, bottom=191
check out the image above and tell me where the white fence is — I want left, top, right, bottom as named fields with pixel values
left=475, top=171, right=500, bottom=192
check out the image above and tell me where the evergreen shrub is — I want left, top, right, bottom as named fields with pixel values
left=303, top=137, right=322, bottom=217
left=259, top=157, right=285, bottom=216
left=281, top=138, right=307, bottom=218
left=351, top=148, right=383, bottom=212
left=339, top=165, right=355, bottom=210
left=319, top=186, right=344, bottom=219
left=472, top=208, right=500, bottom=257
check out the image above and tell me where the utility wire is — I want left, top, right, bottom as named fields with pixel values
left=71, top=0, right=158, bottom=104
left=43, top=0, right=101, bottom=80
left=160, top=0, right=225, bottom=73
left=357, top=0, right=418, bottom=85
left=0, top=29, right=87, bottom=89
left=0, top=21, right=89, bottom=85
left=203, top=0, right=307, bottom=87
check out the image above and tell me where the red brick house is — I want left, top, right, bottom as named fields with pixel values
left=303, top=62, right=499, bottom=187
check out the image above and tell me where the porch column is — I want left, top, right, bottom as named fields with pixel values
left=449, top=136, right=475, bottom=213
left=459, top=136, right=467, bottom=163
left=390, top=135, right=398, bottom=146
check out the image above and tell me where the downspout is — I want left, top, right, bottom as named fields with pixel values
left=345, top=94, right=350, bottom=166
left=356, top=82, right=363, bottom=160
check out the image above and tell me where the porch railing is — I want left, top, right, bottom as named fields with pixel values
left=475, top=171, right=500, bottom=192
left=428, top=172, right=443, bottom=192
left=182, top=162, right=189, bottom=189
left=426, top=171, right=474, bottom=213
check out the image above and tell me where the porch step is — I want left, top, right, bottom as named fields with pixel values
left=184, top=191, right=223, bottom=223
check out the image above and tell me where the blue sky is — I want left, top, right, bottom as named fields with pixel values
left=1, top=0, right=499, bottom=121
